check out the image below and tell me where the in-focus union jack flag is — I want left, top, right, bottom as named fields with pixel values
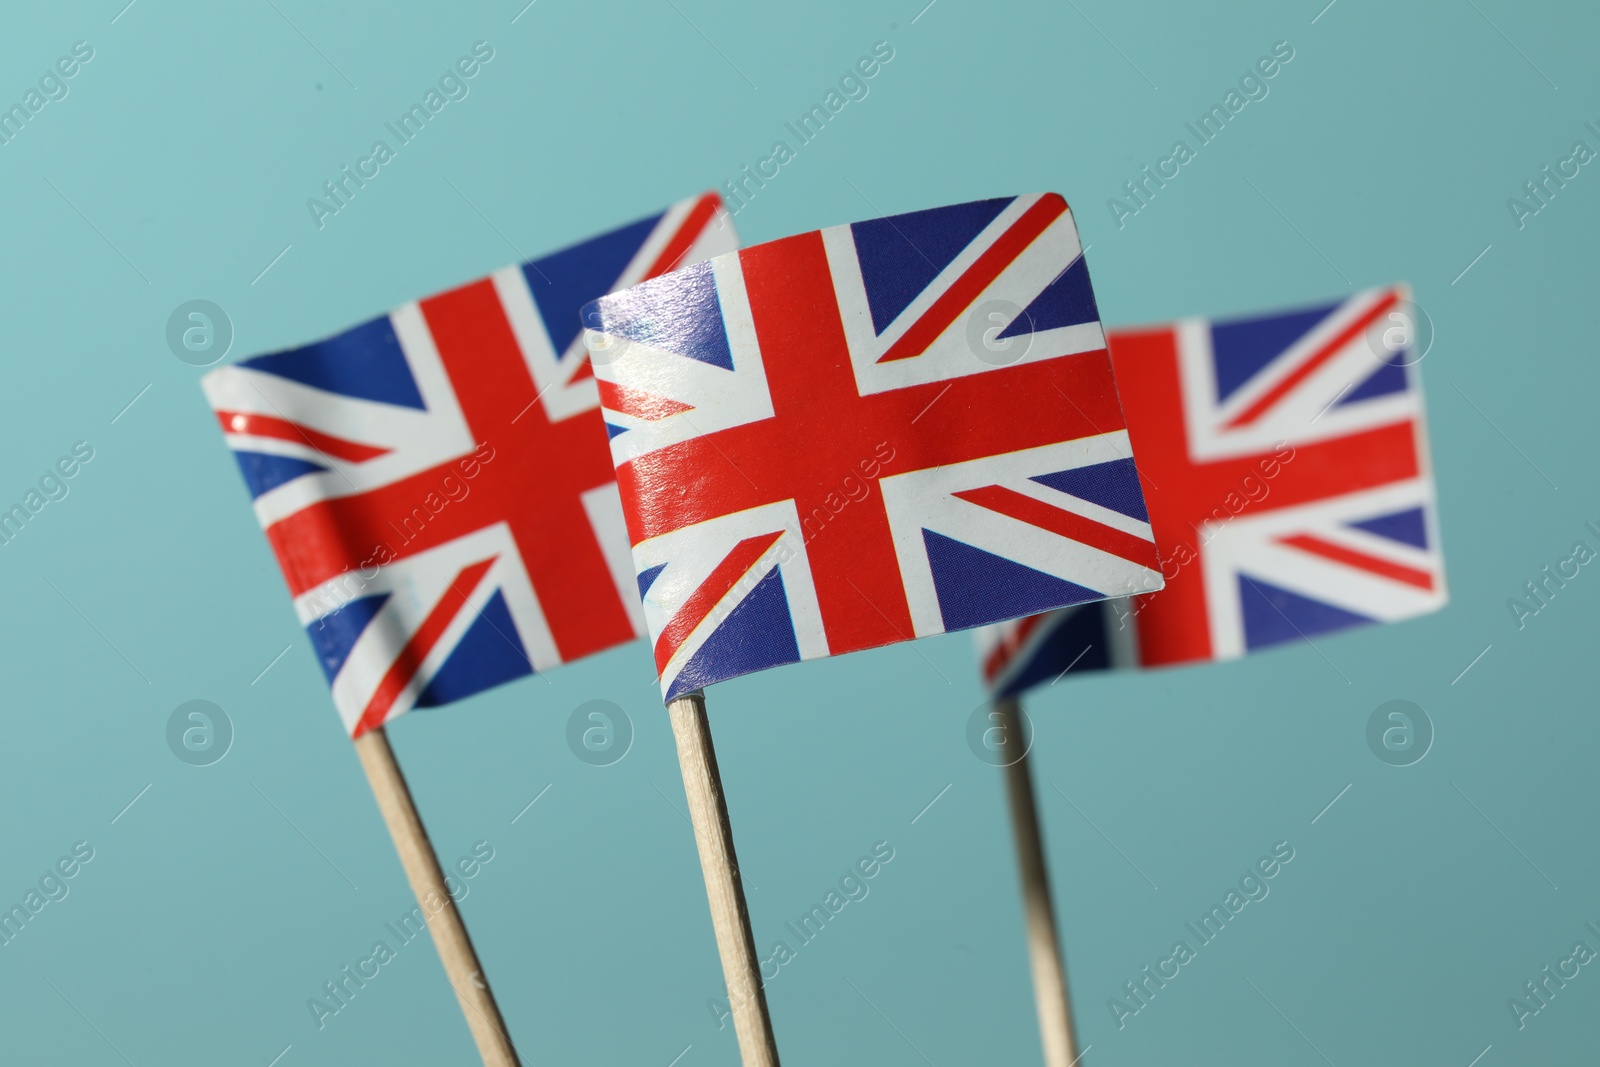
left=978, top=286, right=1448, bottom=698
left=203, top=193, right=735, bottom=736
left=581, top=193, right=1164, bottom=700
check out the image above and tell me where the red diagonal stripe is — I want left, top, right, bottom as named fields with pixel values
left=878, top=194, right=1069, bottom=364
left=597, top=379, right=694, bottom=422
left=646, top=192, right=722, bottom=278
left=353, top=557, right=498, bottom=737
left=652, top=532, right=783, bottom=673
left=566, top=193, right=720, bottom=392
left=216, top=410, right=390, bottom=463
left=1222, top=290, right=1400, bottom=429
left=983, top=611, right=1047, bottom=684
left=1277, top=533, right=1435, bottom=590
left=954, top=484, right=1160, bottom=570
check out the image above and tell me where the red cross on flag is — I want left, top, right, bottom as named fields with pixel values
left=203, top=193, right=735, bottom=735
left=581, top=194, right=1165, bottom=699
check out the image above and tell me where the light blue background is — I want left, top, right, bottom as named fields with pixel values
left=0, top=1, right=1595, bottom=1064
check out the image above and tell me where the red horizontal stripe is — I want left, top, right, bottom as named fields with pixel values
left=353, top=557, right=496, bottom=738
left=1278, top=533, right=1435, bottom=590
left=1223, top=290, right=1400, bottom=429
left=217, top=410, right=390, bottom=463
left=954, top=484, right=1160, bottom=571
left=878, top=194, right=1068, bottom=364
left=653, top=532, right=782, bottom=673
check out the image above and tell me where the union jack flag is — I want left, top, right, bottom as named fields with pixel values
left=978, top=287, right=1447, bottom=698
left=202, top=193, right=735, bottom=736
left=581, top=194, right=1164, bottom=699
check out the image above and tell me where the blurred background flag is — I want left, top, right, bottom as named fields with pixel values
left=201, top=192, right=736, bottom=1067
left=979, top=285, right=1447, bottom=694
left=581, top=194, right=1155, bottom=1067
left=204, top=192, right=731, bottom=737
left=974, top=285, right=1447, bottom=1067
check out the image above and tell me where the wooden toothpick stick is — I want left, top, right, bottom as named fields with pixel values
left=993, top=696, right=1079, bottom=1067
left=667, top=692, right=781, bottom=1067
left=354, top=726, right=521, bottom=1067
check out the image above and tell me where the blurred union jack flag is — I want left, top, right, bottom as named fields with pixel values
left=978, top=286, right=1448, bottom=698
left=582, top=194, right=1164, bottom=699
left=203, top=193, right=735, bottom=736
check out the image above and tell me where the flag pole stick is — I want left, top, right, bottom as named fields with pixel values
left=354, top=726, right=522, bottom=1067
left=667, top=691, right=781, bottom=1067
left=993, top=696, right=1079, bottom=1067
